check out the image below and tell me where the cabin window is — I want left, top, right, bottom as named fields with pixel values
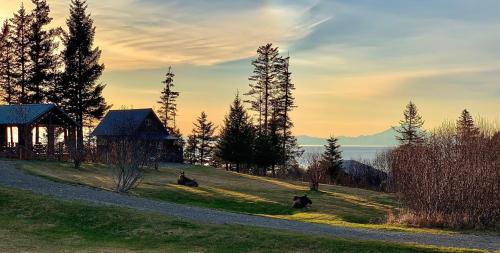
left=145, top=119, right=153, bottom=127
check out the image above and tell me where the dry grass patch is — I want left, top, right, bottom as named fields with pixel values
left=16, top=160, right=459, bottom=234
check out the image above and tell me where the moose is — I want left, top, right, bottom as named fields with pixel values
left=177, top=171, right=199, bottom=187
left=292, top=195, right=312, bottom=209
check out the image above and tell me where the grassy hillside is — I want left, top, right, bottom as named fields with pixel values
left=17, top=161, right=439, bottom=233
left=0, top=186, right=481, bottom=253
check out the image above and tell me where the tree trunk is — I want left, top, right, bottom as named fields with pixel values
left=35, top=127, right=40, bottom=144
left=309, top=182, right=319, bottom=191
left=9, top=127, right=13, bottom=147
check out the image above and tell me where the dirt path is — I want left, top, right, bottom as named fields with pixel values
left=0, top=161, right=498, bottom=251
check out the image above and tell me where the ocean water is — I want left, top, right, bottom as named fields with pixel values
left=299, top=145, right=391, bottom=165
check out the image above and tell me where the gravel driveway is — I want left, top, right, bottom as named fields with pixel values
left=0, top=161, right=498, bottom=251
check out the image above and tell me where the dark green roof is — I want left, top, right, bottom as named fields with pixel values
left=92, top=108, right=171, bottom=139
left=0, top=104, right=77, bottom=126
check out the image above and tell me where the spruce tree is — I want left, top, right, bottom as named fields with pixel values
left=456, top=109, right=479, bottom=140
left=268, top=115, right=284, bottom=176
left=216, top=94, right=255, bottom=172
left=252, top=133, right=274, bottom=175
left=184, top=133, right=198, bottom=165
left=246, top=43, right=280, bottom=134
left=157, top=66, right=179, bottom=130
left=322, top=136, right=343, bottom=183
left=193, top=112, right=216, bottom=165
left=394, top=101, right=425, bottom=145
left=60, top=0, right=109, bottom=156
left=29, top=0, right=60, bottom=144
left=0, top=21, right=16, bottom=104
left=274, top=55, right=302, bottom=169
left=168, top=126, right=185, bottom=149
left=10, top=4, right=33, bottom=104
left=28, top=0, right=59, bottom=104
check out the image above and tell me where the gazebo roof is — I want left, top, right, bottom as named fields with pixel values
left=0, top=104, right=78, bottom=126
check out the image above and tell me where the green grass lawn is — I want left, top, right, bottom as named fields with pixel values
left=16, top=161, right=442, bottom=234
left=0, top=186, right=481, bottom=253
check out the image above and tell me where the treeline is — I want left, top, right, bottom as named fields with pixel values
left=381, top=102, right=500, bottom=229
left=0, top=0, right=108, bottom=166
left=183, top=44, right=305, bottom=178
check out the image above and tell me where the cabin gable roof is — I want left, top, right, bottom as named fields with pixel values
left=92, top=108, right=170, bottom=139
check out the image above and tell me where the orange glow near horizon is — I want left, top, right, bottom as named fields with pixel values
left=1, top=0, right=499, bottom=137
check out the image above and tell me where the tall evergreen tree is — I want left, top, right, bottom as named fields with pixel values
left=252, top=133, right=275, bottom=176
left=193, top=112, right=216, bottom=165
left=246, top=43, right=280, bottom=134
left=168, top=126, right=185, bottom=149
left=184, top=133, right=198, bottom=165
left=216, top=94, right=255, bottom=172
left=29, top=0, right=60, bottom=144
left=0, top=21, right=16, bottom=145
left=28, top=0, right=59, bottom=104
left=268, top=114, right=284, bottom=176
left=157, top=66, right=179, bottom=130
left=60, top=0, right=109, bottom=154
left=10, top=4, right=33, bottom=104
left=274, top=55, right=302, bottom=169
left=251, top=113, right=283, bottom=176
left=0, top=21, right=16, bottom=104
left=322, top=136, right=343, bottom=183
left=394, top=101, right=425, bottom=145
left=456, top=109, right=479, bottom=140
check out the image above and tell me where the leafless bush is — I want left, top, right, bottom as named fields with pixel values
left=390, top=122, right=500, bottom=229
left=369, top=150, right=395, bottom=192
left=306, top=154, right=328, bottom=191
left=107, top=138, right=154, bottom=193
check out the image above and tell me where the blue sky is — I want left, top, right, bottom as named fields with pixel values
left=1, top=0, right=499, bottom=136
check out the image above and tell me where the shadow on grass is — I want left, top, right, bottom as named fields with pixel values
left=136, top=186, right=295, bottom=216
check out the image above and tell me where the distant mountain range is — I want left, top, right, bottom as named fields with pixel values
left=297, top=128, right=398, bottom=147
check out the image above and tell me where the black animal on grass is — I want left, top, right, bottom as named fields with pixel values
left=292, top=195, right=312, bottom=209
left=177, top=171, right=199, bottom=187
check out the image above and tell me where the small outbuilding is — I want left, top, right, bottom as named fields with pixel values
left=92, top=108, right=183, bottom=163
left=0, top=104, right=78, bottom=160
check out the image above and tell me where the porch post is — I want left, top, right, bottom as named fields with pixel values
left=18, top=124, right=33, bottom=160
left=63, top=128, right=68, bottom=146
left=47, top=125, right=55, bottom=159
left=68, top=127, right=76, bottom=159
left=46, top=113, right=55, bottom=159
left=0, top=126, right=6, bottom=147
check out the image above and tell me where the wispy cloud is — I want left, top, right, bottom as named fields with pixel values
left=31, top=0, right=326, bottom=70
left=1, top=0, right=499, bottom=136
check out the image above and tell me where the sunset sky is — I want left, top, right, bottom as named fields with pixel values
left=1, top=0, right=499, bottom=137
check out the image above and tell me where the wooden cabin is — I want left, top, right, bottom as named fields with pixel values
left=0, top=104, right=78, bottom=160
left=92, top=108, right=183, bottom=163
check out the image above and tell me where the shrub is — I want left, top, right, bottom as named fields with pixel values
left=390, top=121, right=499, bottom=229
left=107, top=138, right=156, bottom=193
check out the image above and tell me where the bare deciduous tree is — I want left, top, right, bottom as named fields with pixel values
left=106, top=115, right=158, bottom=193
left=305, top=154, right=328, bottom=191
left=107, top=137, right=149, bottom=193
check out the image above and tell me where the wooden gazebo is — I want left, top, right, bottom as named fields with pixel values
left=0, top=104, right=78, bottom=160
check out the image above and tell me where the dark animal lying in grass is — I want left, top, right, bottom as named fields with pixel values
left=293, top=195, right=312, bottom=209
left=177, top=171, right=199, bottom=187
